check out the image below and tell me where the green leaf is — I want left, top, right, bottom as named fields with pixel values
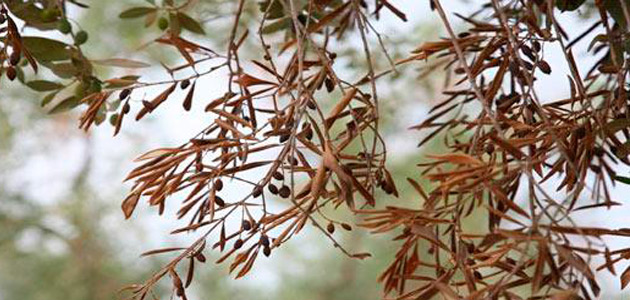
left=22, top=37, right=71, bottom=62
left=258, top=0, right=285, bottom=20
left=15, top=66, right=25, bottom=83
left=48, top=62, right=81, bottom=79
left=109, top=113, right=119, bottom=126
left=26, top=80, right=64, bottom=92
left=119, top=7, right=156, bottom=19
left=49, top=96, right=79, bottom=114
left=604, top=0, right=630, bottom=27
left=5, top=2, right=59, bottom=31
left=615, top=176, right=630, bottom=185
left=92, top=58, right=151, bottom=69
left=169, top=12, right=181, bottom=35
left=41, top=91, right=58, bottom=107
left=177, top=12, right=205, bottom=34
left=262, top=17, right=291, bottom=35
left=555, top=0, right=587, bottom=11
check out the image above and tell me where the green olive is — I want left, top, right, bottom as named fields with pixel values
left=158, top=17, right=169, bottom=31
left=74, top=31, right=88, bottom=45
left=58, top=19, right=72, bottom=34
left=88, top=80, right=102, bottom=93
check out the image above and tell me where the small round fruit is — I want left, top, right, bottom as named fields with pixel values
left=214, top=196, right=225, bottom=207
left=214, top=179, right=223, bottom=191
left=119, top=88, right=131, bottom=100
left=122, top=102, right=131, bottom=114
left=268, top=184, right=278, bottom=195
left=9, top=51, right=20, bottom=66
left=180, top=79, right=190, bottom=89
left=109, top=114, right=119, bottom=126
left=272, top=171, right=284, bottom=180
left=278, top=185, right=290, bottom=198
left=326, top=222, right=335, bottom=234
left=6, top=66, right=17, bottom=81
left=58, top=19, right=72, bottom=34
left=74, top=31, right=88, bottom=45
left=88, top=80, right=102, bottom=93
left=242, top=220, right=252, bottom=231
left=233, top=239, right=243, bottom=249
left=158, top=17, right=169, bottom=31
left=252, top=186, right=263, bottom=198
left=260, top=235, right=270, bottom=247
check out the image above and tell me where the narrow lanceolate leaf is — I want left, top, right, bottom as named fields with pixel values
left=622, top=266, right=630, bottom=289
left=306, top=1, right=351, bottom=33
left=113, top=111, right=125, bottom=136
left=351, top=253, right=372, bottom=259
left=140, top=247, right=186, bottom=257
left=22, top=37, right=71, bottom=62
left=555, top=245, right=594, bottom=280
left=104, top=75, right=141, bottom=88
left=119, top=7, right=157, bottom=19
left=185, top=257, right=195, bottom=287
left=134, top=147, right=180, bottom=162
left=325, top=87, right=357, bottom=127
left=426, top=153, right=484, bottom=166
left=48, top=96, right=79, bottom=114
left=121, top=193, right=140, bottom=219
left=615, top=176, right=630, bottom=185
left=310, top=158, right=328, bottom=201
left=26, top=80, right=64, bottom=91
left=234, top=74, right=275, bottom=87
left=41, top=92, right=58, bottom=107
left=92, top=58, right=151, bottom=69
left=136, top=83, right=177, bottom=120
left=532, top=242, right=548, bottom=293
left=177, top=12, right=205, bottom=34
left=236, top=251, right=258, bottom=278
left=183, top=82, right=196, bottom=111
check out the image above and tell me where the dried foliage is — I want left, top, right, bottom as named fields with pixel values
left=5, top=0, right=630, bottom=299
left=363, top=1, right=630, bottom=299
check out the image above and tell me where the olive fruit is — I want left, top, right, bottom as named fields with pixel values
left=6, top=66, right=17, bottom=81
left=119, top=88, right=131, bottom=100
left=180, top=79, right=190, bottom=89
left=58, top=19, right=72, bottom=34
left=74, top=31, right=88, bottom=45
left=158, top=17, right=169, bottom=31
left=9, top=51, right=20, bottom=66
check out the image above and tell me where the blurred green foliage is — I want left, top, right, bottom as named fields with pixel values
left=0, top=1, right=441, bottom=300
